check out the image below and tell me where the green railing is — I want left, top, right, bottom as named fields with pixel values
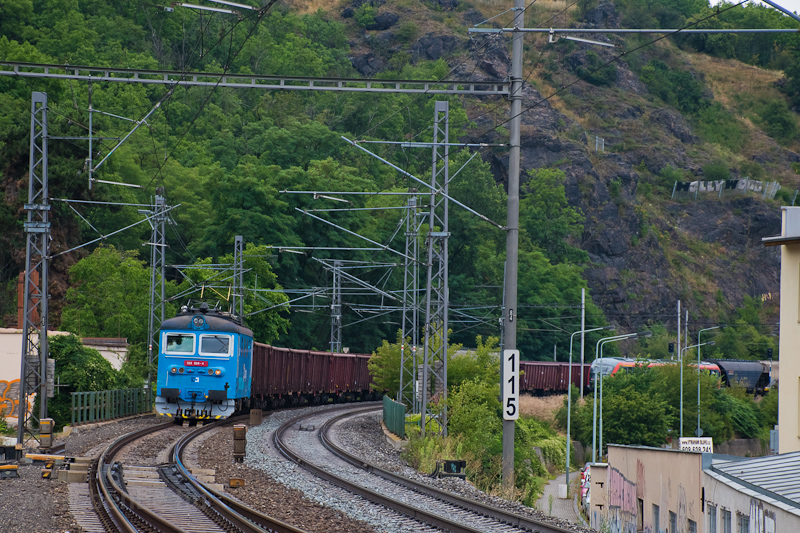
left=382, top=395, right=406, bottom=438
left=71, top=388, right=151, bottom=425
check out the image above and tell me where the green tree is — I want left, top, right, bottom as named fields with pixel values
left=46, top=334, right=121, bottom=429
left=187, top=242, right=290, bottom=344
left=520, top=168, right=587, bottom=264
left=60, top=246, right=166, bottom=345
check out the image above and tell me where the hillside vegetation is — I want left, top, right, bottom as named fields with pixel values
left=0, top=0, right=797, bottom=363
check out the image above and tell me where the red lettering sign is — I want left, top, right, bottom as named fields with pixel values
left=184, top=360, right=208, bottom=367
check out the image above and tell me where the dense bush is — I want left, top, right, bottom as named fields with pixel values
left=640, top=60, right=708, bottom=115
left=576, top=51, right=617, bottom=86
left=43, top=335, right=121, bottom=429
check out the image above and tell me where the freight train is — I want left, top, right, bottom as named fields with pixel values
left=519, top=361, right=592, bottom=395
left=589, top=357, right=774, bottom=394
left=154, top=302, right=377, bottom=420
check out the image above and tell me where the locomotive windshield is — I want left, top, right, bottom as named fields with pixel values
left=200, top=334, right=232, bottom=356
left=165, top=333, right=195, bottom=354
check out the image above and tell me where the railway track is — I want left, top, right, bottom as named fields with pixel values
left=82, top=417, right=307, bottom=533
left=273, top=405, right=577, bottom=533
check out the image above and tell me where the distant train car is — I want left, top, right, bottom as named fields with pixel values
left=519, top=361, right=591, bottom=395
left=587, top=357, right=772, bottom=395
left=155, top=302, right=253, bottom=420
left=589, top=357, right=722, bottom=388
left=708, top=359, right=771, bottom=394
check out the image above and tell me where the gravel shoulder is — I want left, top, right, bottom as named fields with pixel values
left=0, top=414, right=165, bottom=533
left=0, top=406, right=593, bottom=533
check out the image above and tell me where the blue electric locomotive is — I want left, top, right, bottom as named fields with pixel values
left=154, top=302, right=253, bottom=420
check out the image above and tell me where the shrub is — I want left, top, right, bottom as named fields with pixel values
left=760, top=100, right=798, bottom=145
left=396, top=21, right=419, bottom=43
left=354, top=5, right=376, bottom=28
left=640, top=59, right=708, bottom=115
left=576, top=51, right=617, bottom=86
left=702, top=162, right=730, bottom=181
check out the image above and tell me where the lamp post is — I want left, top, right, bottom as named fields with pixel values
left=592, top=331, right=652, bottom=463
left=697, top=326, right=722, bottom=437
left=565, top=325, right=615, bottom=495
left=680, top=340, right=715, bottom=439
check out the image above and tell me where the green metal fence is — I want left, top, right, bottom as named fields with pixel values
left=382, top=395, right=406, bottom=438
left=71, top=388, right=151, bottom=425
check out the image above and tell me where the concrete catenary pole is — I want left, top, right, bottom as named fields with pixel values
left=502, top=0, right=525, bottom=490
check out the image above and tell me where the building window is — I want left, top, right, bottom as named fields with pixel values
left=653, top=504, right=660, bottom=532
left=737, top=512, right=750, bottom=533
left=709, top=504, right=717, bottom=533
left=721, top=509, right=732, bottom=533
left=689, top=519, right=697, bottom=533
left=670, top=511, right=677, bottom=533
left=638, top=499, right=644, bottom=531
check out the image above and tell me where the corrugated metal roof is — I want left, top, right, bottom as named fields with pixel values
left=712, top=451, right=800, bottom=508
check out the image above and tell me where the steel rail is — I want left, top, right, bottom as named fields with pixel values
left=97, top=421, right=184, bottom=533
left=95, top=416, right=303, bottom=533
left=273, top=404, right=488, bottom=533
left=171, top=415, right=307, bottom=533
left=319, top=408, right=576, bottom=533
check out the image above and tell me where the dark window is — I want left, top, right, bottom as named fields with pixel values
left=709, top=504, right=717, bottom=533
left=689, top=518, right=697, bottom=533
left=653, top=504, right=660, bottom=532
left=737, top=513, right=750, bottom=533
left=670, top=511, right=677, bottom=533
left=637, top=498, right=644, bottom=531
left=165, top=334, right=194, bottom=354
left=200, top=334, right=231, bottom=355
left=721, top=509, right=732, bottom=533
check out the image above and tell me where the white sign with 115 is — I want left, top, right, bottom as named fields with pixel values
left=503, top=349, right=519, bottom=420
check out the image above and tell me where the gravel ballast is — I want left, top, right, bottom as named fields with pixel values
left=0, top=406, right=593, bottom=533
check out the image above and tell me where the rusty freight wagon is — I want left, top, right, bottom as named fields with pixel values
left=519, top=361, right=591, bottom=395
left=251, top=343, right=377, bottom=406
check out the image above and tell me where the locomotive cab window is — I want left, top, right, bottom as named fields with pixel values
left=200, top=334, right=233, bottom=356
left=165, top=333, right=195, bottom=354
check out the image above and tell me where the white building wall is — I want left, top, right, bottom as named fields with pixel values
left=704, top=470, right=800, bottom=533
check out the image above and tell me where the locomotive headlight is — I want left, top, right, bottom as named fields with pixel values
left=178, top=367, right=185, bottom=374
left=208, top=368, right=214, bottom=375
left=215, top=369, right=221, bottom=376
left=171, top=367, right=177, bottom=374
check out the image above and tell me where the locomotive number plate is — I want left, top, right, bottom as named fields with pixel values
left=184, top=360, right=209, bottom=367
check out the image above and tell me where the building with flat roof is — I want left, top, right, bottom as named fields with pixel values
left=594, top=444, right=800, bottom=533
left=705, top=452, right=800, bottom=533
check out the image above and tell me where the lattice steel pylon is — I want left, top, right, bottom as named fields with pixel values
left=146, top=189, right=167, bottom=390
left=399, top=193, right=421, bottom=413
left=330, top=260, right=343, bottom=353
left=233, top=235, right=244, bottom=318
left=18, top=92, right=50, bottom=446
left=420, top=101, right=449, bottom=436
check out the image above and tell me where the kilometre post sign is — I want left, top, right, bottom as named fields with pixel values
left=503, top=350, right=519, bottom=420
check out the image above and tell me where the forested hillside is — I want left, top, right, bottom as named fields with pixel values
left=1, top=0, right=797, bottom=360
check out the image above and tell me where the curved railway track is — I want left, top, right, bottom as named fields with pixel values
left=85, top=418, right=306, bottom=533
left=273, top=405, right=577, bottom=533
